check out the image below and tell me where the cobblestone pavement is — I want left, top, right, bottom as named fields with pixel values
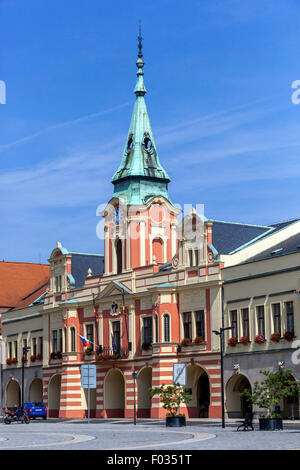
left=0, top=418, right=300, bottom=450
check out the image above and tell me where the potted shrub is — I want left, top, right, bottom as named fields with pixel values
left=149, top=384, right=192, bottom=427
left=180, top=338, right=191, bottom=347
left=228, top=337, right=238, bottom=347
left=239, top=336, right=250, bottom=345
left=283, top=331, right=295, bottom=341
left=270, top=332, right=281, bottom=343
left=241, top=368, right=300, bottom=431
left=254, top=334, right=265, bottom=344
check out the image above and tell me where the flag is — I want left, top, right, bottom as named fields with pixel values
left=111, top=333, right=118, bottom=353
left=79, top=335, right=91, bottom=347
left=92, top=294, right=98, bottom=323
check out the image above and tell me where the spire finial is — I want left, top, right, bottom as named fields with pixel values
left=138, top=21, right=143, bottom=59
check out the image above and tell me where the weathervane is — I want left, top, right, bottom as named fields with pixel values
left=138, top=21, right=143, bottom=59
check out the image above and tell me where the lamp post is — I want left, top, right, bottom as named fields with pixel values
left=21, top=346, right=30, bottom=410
left=212, top=327, right=233, bottom=428
left=132, top=370, right=137, bottom=425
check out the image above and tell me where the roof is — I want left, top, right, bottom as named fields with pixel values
left=70, top=253, right=104, bottom=288
left=211, top=219, right=299, bottom=255
left=0, top=261, right=49, bottom=309
left=242, top=232, right=300, bottom=263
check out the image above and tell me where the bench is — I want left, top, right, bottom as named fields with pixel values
left=236, top=412, right=254, bottom=431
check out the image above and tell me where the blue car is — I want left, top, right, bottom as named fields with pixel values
left=23, top=402, right=47, bottom=420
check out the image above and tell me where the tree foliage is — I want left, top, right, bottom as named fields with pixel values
left=149, top=384, right=192, bottom=417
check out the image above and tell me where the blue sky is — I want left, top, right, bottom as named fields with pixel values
left=1, top=0, right=300, bottom=263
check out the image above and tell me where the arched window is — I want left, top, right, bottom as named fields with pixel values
left=64, top=327, right=67, bottom=352
left=154, top=314, right=159, bottom=343
left=163, top=314, right=170, bottom=342
left=70, top=327, right=76, bottom=352
left=152, top=238, right=163, bottom=264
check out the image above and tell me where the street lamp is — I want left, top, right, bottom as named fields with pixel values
left=213, top=326, right=234, bottom=428
left=132, top=370, right=137, bottom=425
left=21, top=346, right=30, bottom=410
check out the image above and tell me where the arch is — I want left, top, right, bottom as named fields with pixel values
left=6, top=379, right=21, bottom=410
left=70, top=326, right=76, bottom=352
left=163, top=313, right=170, bottom=342
left=48, top=374, right=61, bottom=418
left=137, top=367, right=152, bottom=418
left=152, top=238, right=163, bottom=264
left=186, top=364, right=210, bottom=418
left=29, top=378, right=43, bottom=402
left=226, top=374, right=252, bottom=418
left=104, top=368, right=125, bottom=418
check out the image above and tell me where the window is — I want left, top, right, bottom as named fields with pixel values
left=183, top=312, right=192, bottom=340
left=32, top=338, right=37, bottom=356
left=14, top=341, right=18, bottom=359
left=194, top=249, right=199, bottom=266
left=154, top=315, right=159, bottom=343
left=257, top=306, right=265, bottom=336
left=272, top=303, right=281, bottom=335
left=70, top=327, right=76, bottom=352
left=195, top=310, right=205, bottom=340
left=55, top=275, right=62, bottom=293
left=241, top=308, right=249, bottom=338
left=86, top=325, right=94, bottom=346
left=230, top=310, right=238, bottom=338
left=52, top=330, right=57, bottom=353
left=112, top=321, right=121, bottom=353
left=152, top=238, right=163, bottom=264
left=8, top=342, right=12, bottom=359
left=286, top=301, right=294, bottom=334
left=163, top=314, right=170, bottom=342
left=64, top=327, right=67, bottom=352
left=39, top=337, right=43, bottom=358
left=116, top=239, right=122, bottom=274
left=23, top=339, right=28, bottom=359
left=188, top=250, right=193, bottom=267
left=143, top=317, right=152, bottom=344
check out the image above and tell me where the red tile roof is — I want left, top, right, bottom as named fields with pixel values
left=0, top=261, right=50, bottom=310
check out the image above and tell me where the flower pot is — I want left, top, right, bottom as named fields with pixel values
left=259, top=418, right=283, bottom=431
left=166, top=416, right=186, bottom=427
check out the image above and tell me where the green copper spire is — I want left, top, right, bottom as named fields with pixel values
left=111, top=26, right=171, bottom=205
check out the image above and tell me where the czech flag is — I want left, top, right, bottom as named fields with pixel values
left=79, top=335, right=91, bottom=347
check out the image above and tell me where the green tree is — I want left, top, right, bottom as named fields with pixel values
left=149, top=384, right=192, bottom=417
left=241, top=369, right=300, bottom=418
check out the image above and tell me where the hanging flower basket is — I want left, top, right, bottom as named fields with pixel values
left=30, top=354, right=36, bottom=362
left=11, top=357, right=17, bottom=364
left=254, top=334, right=265, bottom=344
left=6, top=358, right=11, bottom=365
left=239, top=336, right=250, bottom=345
left=85, top=347, right=94, bottom=355
left=270, top=332, right=281, bottom=343
left=228, top=337, right=238, bottom=347
left=180, top=338, right=191, bottom=347
left=283, top=331, right=295, bottom=342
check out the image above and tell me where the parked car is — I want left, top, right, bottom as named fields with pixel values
left=23, top=402, right=47, bottom=420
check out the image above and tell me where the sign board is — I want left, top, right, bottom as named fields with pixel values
left=81, top=364, right=96, bottom=389
left=173, top=363, right=187, bottom=386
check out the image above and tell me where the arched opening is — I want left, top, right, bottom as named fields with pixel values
left=29, top=378, right=43, bottom=402
left=152, top=238, right=163, bottom=264
left=48, top=374, right=61, bottom=418
left=104, top=369, right=125, bottom=418
left=226, top=374, right=252, bottom=418
left=6, top=380, right=21, bottom=410
left=137, top=367, right=152, bottom=418
left=186, top=365, right=210, bottom=418
left=282, top=374, right=299, bottom=419
left=116, top=239, right=122, bottom=274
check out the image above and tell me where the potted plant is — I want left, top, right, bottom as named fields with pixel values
left=11, top=357, right=17, bottom=364
left=239, top=336, right=250, bottom=345
left=254, top=334, right=265, bottom=344
left=6, top=358, right=11, bottom=365
left=228, top=337, right=238, bottom=347
left=193, top=336, right=205, bottom=345
left=149, top=384, right=192, bottom=427
left=30, top=354, right=36, bottom=362
left=283, top=331, right=295, bottom=341
left=180, top=338, right=191, bottom=347
left=85, top=347, right=94, bottom=355
left=50, top=352, right=57, bottom=360
left=270, top=332, right=281, bottom=343
left=241, top=368, right=300, bottom=431
left=21, top=355, right=28, bottom=363
left=142, top=342, right=152, bottom=351
left=36, top=354, right=42, bottom=361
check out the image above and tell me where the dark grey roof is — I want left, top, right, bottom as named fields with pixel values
left=70, top=253, right=104, bottom=288
left=211, top=219, right=299, bottom=255
left=243, top=232, right=300, bottom=263
left=159, top=261, right=172, bottom=272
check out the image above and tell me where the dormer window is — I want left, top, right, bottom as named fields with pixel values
left=55, top=275, right=62, bottom=293
left=114, top=206, right=120, bottom=225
